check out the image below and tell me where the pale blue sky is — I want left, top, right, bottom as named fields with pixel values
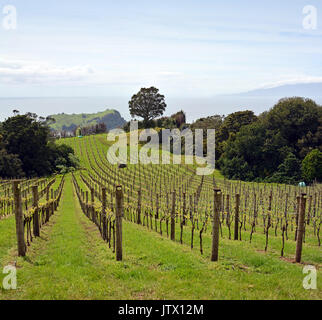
left=0, top=0, right=321, bottom=120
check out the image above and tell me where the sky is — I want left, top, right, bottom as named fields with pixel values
left=0, top=0, right=321, bottom=121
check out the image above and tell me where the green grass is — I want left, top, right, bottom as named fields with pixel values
left=49, top=109, right=125, bottom=131
left=0, top=175, right=321, bottom=300
left=0, top=217, right=16, bottom=264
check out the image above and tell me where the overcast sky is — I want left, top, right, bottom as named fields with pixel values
left=0, top=0, right=321, bottom=119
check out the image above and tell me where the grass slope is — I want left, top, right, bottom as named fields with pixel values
left=49, top=109, right=126, bottom=132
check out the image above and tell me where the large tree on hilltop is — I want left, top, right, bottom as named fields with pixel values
left=129, top=87, right=166, bottom=124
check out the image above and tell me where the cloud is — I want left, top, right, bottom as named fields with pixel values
left=0, top=57, right=95, bottom=85
left=156, top=71, right=183, bottom=77
left=0, top=57, right=186, bottom=89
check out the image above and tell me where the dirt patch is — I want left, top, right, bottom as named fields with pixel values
left=256, top=249, right=268, bottom=254
left=279, top=256, right=321, bottom=269
left=237, top=264, right=251, bottom=272
left=280, top=256, right=296, bottom=263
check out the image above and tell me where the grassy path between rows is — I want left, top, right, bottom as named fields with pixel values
left=0, top=217, right=16, bottom=265
left=0, top=175, right=321, bottom=300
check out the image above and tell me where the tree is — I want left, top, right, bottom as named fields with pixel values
left=263, top=97, right=320, bottom=158
left=217, top=110, right=257, bottom=142
left=190, top=115, right=224, bottom=131
left=0, top=134, right=24, bottom=178
left=219, top=122, right=267, bottom=180
left=268, top=153, right=301, bottom=184
left=301, top=149, right=322, bottom=182
left=0, top=113, right=79, bottom=177
left=219, top=97, right=321, bottom=182
left=215, top=111, right=256, bottom=161
left=1, top=114, right=51, bottom=176
left=0, top=149, right=25, bottom=178
left=129, top=87, right=166, bottom=125
left=190, top=115, right=224, bottom=157
left=171, top=110, right=186, bottom=128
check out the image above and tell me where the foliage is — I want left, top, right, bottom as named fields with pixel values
left=129, top=87, right=167, bottom=124
left=0, top=148, right=25, bottom=178
left=0, top=113, right=80, bottom=178
left=217, top=110, right=257, bottom=142
left=1, top=114, right=52, bottom=177
left=266, top=153, right=301, bottom=184
left=301, top=149, right=322, bottom=182
left=190, top=115, right=224, bottom=157
left=123, top=115, right=180, bottom=132
left=190, top=115, right=223, bottom=132
left=263, top=97, right=320, bottom=155
left=171, top=110, right=186, bottom=128
left=219, top=98, right=321, bottom=183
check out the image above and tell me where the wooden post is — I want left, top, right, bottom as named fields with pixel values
left=90, top=188, right=95, bottom=223
left=13, top=181, right=26, bottom=257
left=32, top=185, right=40, bottom=237
left=115, top=186, right=123, bottom=261
left=189, top=194, right=193, bottom=220
left=85, top=191, right=89, bottom=217
left=183, top=192, right=186, bottom=226
left=226, top=194, right=230, bottom=224
left=268, top=190, right=272, bottom=211
left=156, top=194, right=159, bottom=219
left=51, top=189, right=54, bottom=216
left=137, top=190, right=142, bottom=225
left=45, top=186, right=50, bottom=222
left=234, top=194, right=240, bottom=240
left=211, top=189, right=221, bottom=262
left=171, top=191, right=176, bottom=241
left=307, top=195, right=312, bottom=225
left=102, top=187, right=107, bottom=240
left=295, top=194, right=307, bottom=263
left=295, top=196, right=301, bottom=241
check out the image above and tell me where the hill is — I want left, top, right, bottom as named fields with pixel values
left=49, top=109, right=126, bottom=132
left=238, top=82, right=322, bottom=98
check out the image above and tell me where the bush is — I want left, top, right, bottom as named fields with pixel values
left=0, top=149, right=25, bottom=178
left=301, top=149, right=322, bottom=182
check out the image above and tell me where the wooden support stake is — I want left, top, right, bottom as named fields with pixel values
left=234, top=194, right=240, bottom=241
left=211, top=189, right=221, bottom=262
left=51, top=189, right=54, bottom=216
left=102, top=187, right=107, bottom=240
left=295, top=196, right=301, bottom=241
left=32, top=185, right=40, bottom=237
left=115, top=186, right=123, bottom=261
left=13, top=181, right=26, bottom=257
left=171, top=191, right=176, bottom=241
left=183, top=192, right=186, bottom=226
left=137, top=190, right=142, bottom=225
left=295, top=194, right=307, bottom=263
left=90, top=188, right=95, bottom=223
left=45, top=187, right=50, bottom=222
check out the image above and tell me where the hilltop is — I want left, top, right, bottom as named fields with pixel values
left=49, top=109, right=126, bottom=132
